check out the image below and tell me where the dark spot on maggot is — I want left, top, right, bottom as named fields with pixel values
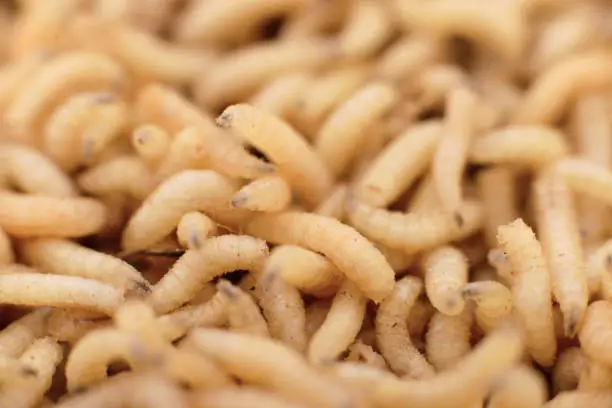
left=133, top=279, right=152, bottom=294
left=20, top=366, right=38, bottom=377
left=245, top=144, right=271, bottom=163
left=453, top=212, right=464, bottom=228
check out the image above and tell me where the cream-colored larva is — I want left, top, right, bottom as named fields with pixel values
left=0, top=273, right=123, bottom=315
left=230, top=176, right=292, bottom=213
left=355, top=120, right=442, bottom=207
left=542, top=391, right=612, bottom=408
left=0, top=53, right=48, bottom=115
left=217, top=280, right=270, bottom=338
left=0, top=337, right=63, bottom=408
left=250, top=72, right=311, bottom=118
left=578, top=301, right=612, bottom=367
left=121, top=170, right=248, bottom=253
left=338, top=0, right=394, bottom=58
left=265, top=245, right=342, bottom=298
left=477, top=167, right=519, bottom=248
left=461, top=281, right=512, bottom=333
left=432, top=87, right=479, bottom=223
left=314, top=184, right=349, bottom=222
left=186, top=329, right=355, bottom=408
left=106, top=24, right=215, bottom=85
left=292, top=65, right=370, bottom=137
left=256, top=262, right=307, bottom=352
left=376, top=276, right=435, bottom=378
left=514, top=50, right=612, bottom=125
left=77, top=156, right=155, bottom=201
left=54, top=373, right=188, bottom=408
left=469, top=126, right=569, bottom=167
left=135, top=85, right=274, bottom=180
left=308, top=280, right=366, bottom=365
left=0, top=143, right=77, bottom=198
left=487, top=365, right=548, bottom=408
left=173, top=0, right=310, bottom=45
left=244, top=212, right=395, bottom=302
left=44, top=92, right=126, bottom=172
left=315, top=81, right=398, bottom=177
left=217, top=104, right=333, bottom=208
left=425, top=307, right=473, bottom=371
left=346, top=197, right=483, bottom=254
left=194, top=39, right=335, bottom=108
left=5, top=52, right=124, bottom=144
left=552, top=347, right=586, bottom=393
left=192, top=388, right=307, bottom=408
left=423, top=246, right=469, bottom=316
left=554, top=158, right=612, bottom=208
left=376, top=34, right=445, bottom=82
left=571, top=94, right=612, bottom=244
left=533, top=170, right=588, bottom=337
left=391, top=0, right=525, bottom=64
left=0, top=226, right=14, bottom=267
left=346, top=340, right=388, bottom=370
left=149, top=235, right=268, bottom=314
left=578, top=358, right=612, bottom=392
left=157, top=291, right=228, bottom=342
left=0, top=308, right=52, bottom=358
left=487, top=248, right=515, bottom=287
left=0, top=192, right=107, bottom=238
left=366, top=324, right=524, bottom=408
left=131, top=124, right=170, bottom=169
left=527, top=3, right=604, bottom=74
left=497, top=218, right=557, bottom=366
left=20, top=238, right=150, bottom=294
left=176, top=212, right=218, bottom=250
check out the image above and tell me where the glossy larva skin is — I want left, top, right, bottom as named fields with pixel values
left=514, top=51, right=612, bottom=125
left=355, top=120, right=442, bottom=208
left=486, top=366, right=547, bottom=408
left=121, top=170, right=248, bottom=253
left=477, top=167, right=519, bottom=248
left=347, top=198, right=484, bottom=254
left=470, top=126, right=569, bottom=167
left=426, top=308, right=473, bottom=372
left=368, top=326, right=524, bottom=408
left=391, top=0, right=525, bottom=64
left=579, top=301, right=612, bottom=367
left=176, top=211, right=218, bottom=250
left=217, top=280, right=270, bottom=338
left=45, top=92, right=127, bottom=173
left=497, top=219, right=557, bottom=367
left=244, top=212, right=395, bottom=302
left=78, top=156, right=155, bottom=201
left=21, top=238, right=150, bottom=293
left=150, top=235, right=269, bottom=314
left=266, top=245, right=342, bottom=298
left=461, top=281, right=512, bottom=333
left=230, top=176, right=292, bottom=213
left=187, top=329, right=354, bottom=408
left=5, top=52, right=125, bottom=145
left=0, top=192, right=107, bottom=238
left=218, top=104, right=333, bottom=208
left=423, top=246, right=469, bottom=316
left=0, top=143, right=77, bottom=197
left=315, top=82, right=398, bottom=177
left=552, top=347, right=586, bottom=393
left=534, top=171, right=588, bottom=337
left=432, top=87, right=478, bottom=221
left=308, top=280, right=366, bottom=365
left=135, top=85, right=273, bottom=181
left=256, top=266, right=307, bottom=353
